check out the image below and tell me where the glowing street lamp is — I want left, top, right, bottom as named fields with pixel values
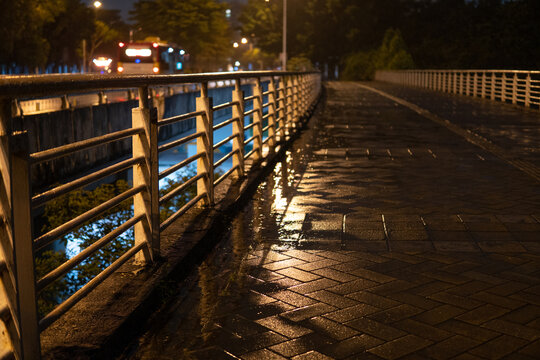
left=241, top=37, right=248, bottom=44
left=233, top=42, right=239, bottom=48
left=93, top=1, right=102, bottom=8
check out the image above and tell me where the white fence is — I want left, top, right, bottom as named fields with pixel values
left=375, top=70, right=540, bottom=109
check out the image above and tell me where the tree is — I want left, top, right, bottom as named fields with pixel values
left=131, top=0, right=232, bottom=71
left=0, top=0, right=65, bottom=70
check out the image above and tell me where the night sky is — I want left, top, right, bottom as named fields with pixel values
left=102, top=0, right=136, bottom=22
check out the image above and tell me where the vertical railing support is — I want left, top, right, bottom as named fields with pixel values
left=10, top=131, right=41, bottom=359
left=132, top=86, right=158, bottom=263
left=473, top=72, right=478, bottom=97
left=481, top=72, right=486, bottom=99
left=292, top=76, right=300, bottom=127
left=491, top=72, right=497, bottom=100
left=252, top=78, right=263, bottom=160
left=285, top=76, right=293, bottom=135
left=524, top=73, right=531, bottom=108
left=512, top=73, right=518, bottom=105
left=231, top=81, right=245, bottom=178
left=267, top=77, right=277, bottom=152
left=277, top=76, right=286, bottom=142
left=196, top=82, right=214, bottom=206
left=501, top=72, right=507, bottom=102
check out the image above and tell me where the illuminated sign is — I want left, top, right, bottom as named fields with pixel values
left=125, top=48, right=152, bottom=57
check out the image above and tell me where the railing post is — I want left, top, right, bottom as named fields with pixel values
left=285, top=75, right=293, bottom=135
left=491, top=72, right=497, bottom=100
left=453, top=71, right=457, bottom=94
left=10, top=131, right=41, bottom=359
left=292, top=75, right=300, bottom=127
left=196, top=82, right=214, bottom=206
left=277, top=76, right=286, bottom=142
left=481, top=71, right=486, bottom=99
left=231, top=81, right=245, bottom=178
left=132, top=86, right=158, bottom=263
left=252, top=78, right=263, bottom=160
left=267, top=77, right=277, bottom=152
left=501, top=72, right=507, bottom=102
left=525, top=73, right=531, bottom=108
left=512, top=72, right=518, bottom=104
left=473, top=72, right=478, bottom=97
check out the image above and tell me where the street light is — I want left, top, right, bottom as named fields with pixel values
left=93, top=1, right=102, bottom=8
left=265, top=0, right=286, bottom=70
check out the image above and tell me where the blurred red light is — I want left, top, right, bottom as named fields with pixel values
left=152, top=42, right=158, bottom=48
left=119, top=42, right=125, bottom=47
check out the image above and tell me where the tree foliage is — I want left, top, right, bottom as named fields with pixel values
left=36, top=174, right=196, bottom=317
left=238, top=0, right=540, bottom=73
left=131, top=0, right=232, bottom=71
left=0, top=0, right=127, bottom=71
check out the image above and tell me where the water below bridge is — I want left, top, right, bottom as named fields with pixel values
left=119, top=81, right=540, bottom=360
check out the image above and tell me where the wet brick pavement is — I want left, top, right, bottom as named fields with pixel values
left=122, top=82, right=540, bottom=359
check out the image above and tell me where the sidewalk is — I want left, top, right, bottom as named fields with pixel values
left=123, top=82, right=540, bottom=360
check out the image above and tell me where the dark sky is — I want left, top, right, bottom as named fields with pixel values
left=101, top=0, right=136, bottom=22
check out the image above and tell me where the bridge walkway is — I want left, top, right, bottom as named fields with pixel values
left=121, top=81, right=540, bottom=360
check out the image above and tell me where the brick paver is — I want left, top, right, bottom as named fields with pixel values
left=125, top=82, right=540, bottom=359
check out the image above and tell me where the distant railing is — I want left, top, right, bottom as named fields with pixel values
left=0, top=71, right=321, bottom=359
left=375, top=70, right=540, bottom=109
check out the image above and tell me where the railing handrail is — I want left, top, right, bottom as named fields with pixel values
left=0, top=70, right=322, bottom=359
left=375, top=69, right=540, bottom=109
left=0, top=70, right=321, bottom=98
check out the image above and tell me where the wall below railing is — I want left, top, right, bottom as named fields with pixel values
left=375, top=69, right=540, bottom=109
left=12, top=85, right=256, bottom=190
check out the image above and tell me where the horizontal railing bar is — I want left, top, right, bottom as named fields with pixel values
left=160, top=194, right=206, bottom=232
left=213, top=100, right=238, bottom=112
left=0, top=70, right=320, bottom=97
left=30, top=127, right=143, bottom=164
left=262, top=124, right=272, bottom=132
left=262, top=136, right=271, bottom=145
left=244, top=135, right=256, bottom=146
left=158, top=110, right=205, bottom=128
left=213, top=117, right=239, bottom=131
left=159, top=152, right=204, bottom=179
left=244, top=148, right=257, bottom=160
left=214, top=149, right=238, bottom=169
left=213, top=134, right=238, bottom=150
left=244, top=122, right=257, bottom=131
left=243, top=95, right=258, bottom=102
left=32, top=156, right=144, bottom=208
left=244, top=108, right=257, bottom=117
left=262, top=113, right=271, bottom=120
left=37, top=214, right=144, bottom=291
left=158, top=131, right=204, bottom=153
left=159, top=173, right=206, bottom=205
left=34, top=185, right=145, bottom=251
left=39, top=241, right=147, bottom=331
left=214, top=165, right=240, bottom=187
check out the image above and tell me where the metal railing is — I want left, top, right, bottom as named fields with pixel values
left=375, top=70, right=540, bottom=109
left=0, top=71, right=321, bottom=359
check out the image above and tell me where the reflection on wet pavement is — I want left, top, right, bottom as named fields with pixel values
left=122, top=82, right=540, bottom=359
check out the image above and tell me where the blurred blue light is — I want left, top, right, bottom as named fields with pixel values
left=135, top=59, right=141, bottom=64
left=176, top=62, right=182, bottom=70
